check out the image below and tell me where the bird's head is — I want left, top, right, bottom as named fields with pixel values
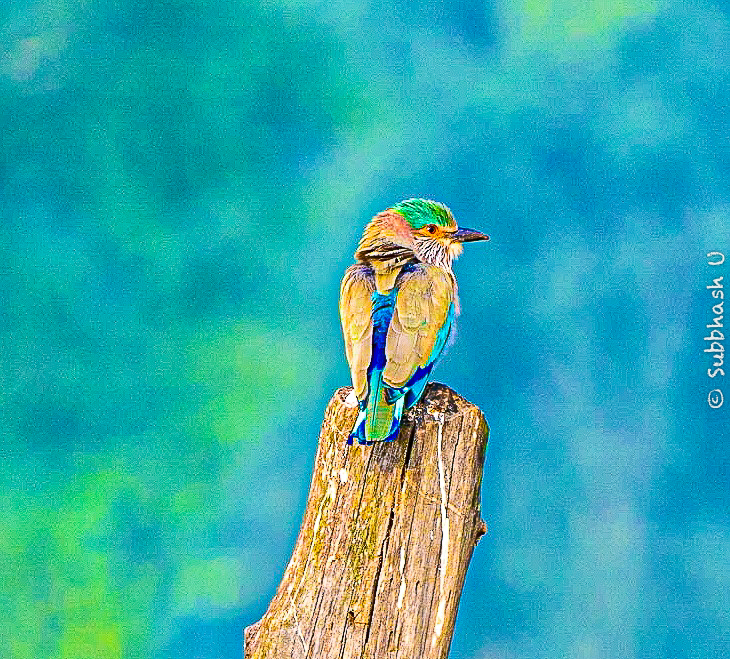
left=355, top=198, right=489, bottom=270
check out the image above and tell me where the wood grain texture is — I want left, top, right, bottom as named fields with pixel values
left=245, top=383, right=489, bottom=659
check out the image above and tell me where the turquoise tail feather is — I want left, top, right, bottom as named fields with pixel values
left=347, top=368, right=405, bottom=445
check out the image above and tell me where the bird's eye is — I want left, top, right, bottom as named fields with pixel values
left=426, top=224, right=438, bottom=234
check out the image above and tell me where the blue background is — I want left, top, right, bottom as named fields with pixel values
left=2, top=0, right=728, bottom=657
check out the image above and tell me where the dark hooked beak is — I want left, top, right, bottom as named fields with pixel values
left=452, top=227, right=490, bottom=243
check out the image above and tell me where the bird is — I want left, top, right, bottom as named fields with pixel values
left=339, top=198, right=489, bottom=445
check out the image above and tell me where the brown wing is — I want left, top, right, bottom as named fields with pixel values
left=339, top=265, right=375, bottom=401
left=384, top=265, right=454, bottom=388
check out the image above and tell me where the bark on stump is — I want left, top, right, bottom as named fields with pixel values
left=245, top=382, right=489, bottom=659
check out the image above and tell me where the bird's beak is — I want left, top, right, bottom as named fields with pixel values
left=452, top=227, right=490, bottom=243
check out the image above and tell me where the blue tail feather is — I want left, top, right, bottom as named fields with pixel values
left=348, top=395, right=404, bottom=445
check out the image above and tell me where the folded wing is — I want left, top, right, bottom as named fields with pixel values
left=385, top=265, right=454, bottom=389
left=339, top=265, right=376, bottom=401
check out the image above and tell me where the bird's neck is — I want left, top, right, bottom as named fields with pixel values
left=354, top=220, right=413, bottom=293
left=357, top=250, right=457, bottom=296
left=355, top=216, right=413, bottom=263
left=368, top=256, right=414, bottom=294
left=354, top=214, right=455, bottom=293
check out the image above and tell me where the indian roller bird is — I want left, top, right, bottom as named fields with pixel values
left=340, top=198, right=489, bottom=445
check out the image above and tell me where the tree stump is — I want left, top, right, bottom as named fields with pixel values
left=244, top=383, right=489, bottom=659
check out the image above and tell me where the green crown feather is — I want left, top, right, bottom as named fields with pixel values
left=392, top=198, right=455, bottom=230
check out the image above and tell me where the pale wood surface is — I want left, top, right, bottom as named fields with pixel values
left=245, top=383, right=489, bottom=659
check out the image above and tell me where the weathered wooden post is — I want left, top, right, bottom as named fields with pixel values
left=245, top=382, right=488, bottom=658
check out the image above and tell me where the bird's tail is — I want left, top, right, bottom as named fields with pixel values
left=348, top=370, right=404, bottom=445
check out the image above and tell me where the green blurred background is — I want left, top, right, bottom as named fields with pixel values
left=2, top=0, right=729, bottom=657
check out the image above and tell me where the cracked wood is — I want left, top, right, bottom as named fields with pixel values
left=244, top=383, right=489, bottom=659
